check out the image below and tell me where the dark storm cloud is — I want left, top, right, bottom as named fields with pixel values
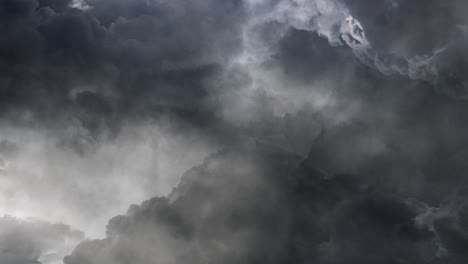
left=341, top=0, right=468, bottom=97
left=0, top=0, right=245, bottom=136
left=266, top=23, right=468, bottom=201
left=0, top=0, right=247, bottom=244
left=3, top=0, right=468, bottom=263
left=248, top=0, right=468, bottom=97
left=63, top=11, right=468, bottom=261
left=64, top=147, right=468, bottom=264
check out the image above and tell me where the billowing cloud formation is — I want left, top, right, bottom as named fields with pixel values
left=0, top=0, right=245, bottom=132
left=0, top=0, right=466, bottom=133
left=342, top=0, right=468, bottom=96
left=245, top=0, right=468, bottom=96
left=0, top=121, right=215, bottom=238
left=0, top=0, right=243, bottom=239
left=65, top=146, right=468, bottom=263
left=1, top=0, right=468, bottom=263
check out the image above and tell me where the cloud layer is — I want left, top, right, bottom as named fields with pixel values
left=2, top=0, right=468, bottom=263
left=0, top=216, right=83, bottom=264
left=65, top=147, right=468, bottom=263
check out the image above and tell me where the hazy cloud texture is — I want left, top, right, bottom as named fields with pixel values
left=2, top=0, right=468, bottom=263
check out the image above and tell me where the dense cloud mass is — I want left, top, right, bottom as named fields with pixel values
left=65, top=147, right=468, bottom=263
left=0, top=0, right=244, bottom=127
left=2, top=0, right=468, bottom=263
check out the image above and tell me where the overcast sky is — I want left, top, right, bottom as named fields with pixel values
left=2, top=0, right=468, bottom=263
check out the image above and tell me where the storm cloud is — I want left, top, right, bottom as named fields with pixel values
left=2, top=0, right=468, bottom=263
left=64, top=147, right=468, bottom=264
